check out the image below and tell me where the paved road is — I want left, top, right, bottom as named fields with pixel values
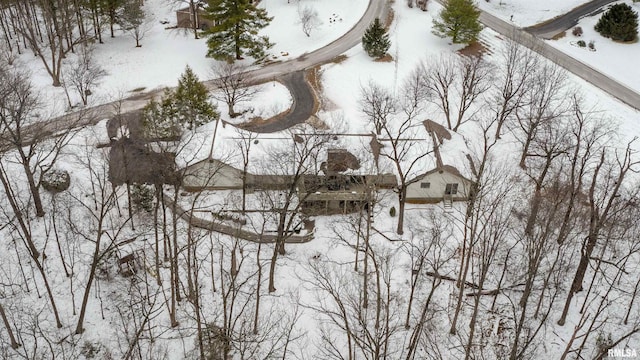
left=38, top=0, right=388, bottom=137
left=525, top=0, right=616, bottom=39
left=476, top=9, right=640, bottom=110
left=241, top=71, right=317, bottom=133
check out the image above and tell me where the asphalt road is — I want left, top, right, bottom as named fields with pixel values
left=23, top=0, right=640, bottom=142
left=525, top=0, right=617, bottom=39
left=241, top=71, right=317, bottom=133
left=477, top=9, right=640, bottom=110
left=32, top=0, right=388, bottom=138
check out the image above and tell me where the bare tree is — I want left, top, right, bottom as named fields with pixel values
left=488, top=40, right=538, bottom=139
left=171, top=0, right=204, bottom=39
left=421, top=54, right=492, bottom=131
left=11, top=0, right=85, bottom=86
left=261, top=126, right=333, bottom=293
left=0, top=302, right=19, bottom=350
left=119, top=0, right=151, bottom=48
left=211, top=61, right=260, bottom=118
left=359, top=80, right=397, bottom=136
left=299, top=244, right=405, bottom=359
left=512, top=61, right=569, bottom=169
left=367, top=75, right=432, bottom=235
left=298, top=5, right=320, bottom=37
left=0, top=69, right=48, bottom=217
left=234, top=127, right=258, bottom=213
left=68, top=144, right=132, bottom=335
left=63, top=43, right=107, bottom=106
left=558, top=141, right=640, bottom=325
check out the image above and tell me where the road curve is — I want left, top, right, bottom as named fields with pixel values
left=37, top=0, right=388, bottom=137
left=240, top=71, right=317, bottom=133
left=525, top=0, right=616, bottom=39
left=477, top=10, right=640, bottom=110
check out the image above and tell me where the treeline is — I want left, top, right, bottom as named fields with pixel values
left=0, top=0, right=145, bottom=86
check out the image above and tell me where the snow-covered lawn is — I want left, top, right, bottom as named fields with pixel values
left=545, top=0, right=640, bottom=93
left=17, top=0, right=367, bottom=115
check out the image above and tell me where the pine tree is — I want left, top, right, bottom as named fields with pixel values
left=595, top=3, right=638, bottom=42
left=144, top=66, right=219, bottom=135
left=204, top=0, right=273, bottom=61
left=174, top=66, right=219, bottom=129
left=362, top=18, right=391, bottom=59
left=432, top=0, right=482, bottom=44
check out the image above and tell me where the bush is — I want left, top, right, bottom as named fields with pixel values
left=588, top=40, right=595, bottom=50
left=594, top=3, right=639, bottom=42
left=572, top=26, right=583, bottom=36
left=389, top=206, right=396, bottom=217
left=130, top=184, right=154, bottom=212
left=577, top=40, right=586, bottom=47
left=41, top=169, right=71, bottom=193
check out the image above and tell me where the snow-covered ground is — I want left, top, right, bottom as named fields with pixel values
left=476, top=0, right=592, bottom=26
left=3, top=0, right=640, bottom=359
left=17, top=0, right=367, bottom=114
left=544, top=0, right=640, bottom=93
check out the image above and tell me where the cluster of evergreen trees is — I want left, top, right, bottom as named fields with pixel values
left=361, top=0, right=482, bottom=61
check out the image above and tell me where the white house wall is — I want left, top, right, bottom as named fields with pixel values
left=406, top=171, right=470, bottom=201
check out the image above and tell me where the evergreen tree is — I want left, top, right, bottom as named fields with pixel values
left=173, top=66, right=219, bottom=129
left=204, top=0, right=273, bottom=61
left=362, top=18, right=391, bottom=59
left=144, top=66, right=219, bottom=135
left=595, top=3, right=639, bottom=42
left=432, top=0, right=482, bottom=44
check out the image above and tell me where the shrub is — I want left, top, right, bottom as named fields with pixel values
left=595, top=3, right=639, bottom=42
left=389, top=206, right=396, bottom=217
left=577, top=40, right=586, bottom=47
left=588, top=40, right=595, bottom=50
left=130, top=184, right=154, bottom=212
left=41, top=169, right=71, bottom=193
left=572, top=26, right=583, bottom=36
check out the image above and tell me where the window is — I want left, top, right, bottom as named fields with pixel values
left=420, top=182, right=431, bottom=189
left=445, top=183, right=458, bottom=195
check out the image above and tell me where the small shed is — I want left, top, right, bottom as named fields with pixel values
left=406, top=166, right=474, bottom=204
left=176, top=5, right=214, bottom=31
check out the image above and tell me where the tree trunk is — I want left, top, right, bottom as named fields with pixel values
left=75, top=228, right=103, bottom=334
left=268, top=243, right=277, bottom=293
left=396, top=187, right=406, bottom=235
left=0, top=302, right=19, bottom=349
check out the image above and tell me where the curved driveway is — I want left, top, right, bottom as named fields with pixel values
left=241, top=71, right=317, bottom=133
left=37, top=0, right=388, bottom=137
left=33, top=0, right=640, bottom=141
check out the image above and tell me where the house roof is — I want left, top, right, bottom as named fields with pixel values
left=412, top=165, right=474, bottom=185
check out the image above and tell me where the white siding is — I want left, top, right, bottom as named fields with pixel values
left=406, top=171, right=470, bottom=201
